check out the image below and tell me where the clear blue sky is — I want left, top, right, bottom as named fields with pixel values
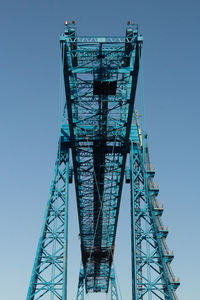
left=0, top=0, right=199, bottom=299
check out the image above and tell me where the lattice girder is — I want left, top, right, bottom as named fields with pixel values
left=27, top=149, right=69, bottom=300
left=26, top=23, right=180, bottom=300
left=60, top=23, right=143, bottom=292
left=129, top=121, right=179, bottom=300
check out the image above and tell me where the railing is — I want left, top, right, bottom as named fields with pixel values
left=149, top=182, right=159, bottom=190
left=60, top=35, right=143, bottom=44
left=146, top=164, right=155, bottom=173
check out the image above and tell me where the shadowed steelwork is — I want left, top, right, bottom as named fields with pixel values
left=26, top=22, right=179, bottom=300
left=60, top=22, right=142, bottom=293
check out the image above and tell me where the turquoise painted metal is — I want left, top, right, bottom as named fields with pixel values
left=60, top=21, right=142, bottom=294
left=129, top=119, right=180, bottom=299
left=27, top=150, right=69, bottom=300
left=110, top=268, right=119, bottom=300
left=76, top=267, right=85, bottom=300
left=26, top=22, right=179, bottom=299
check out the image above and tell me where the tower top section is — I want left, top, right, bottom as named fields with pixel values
left=60, top=21, right=143, bottom=44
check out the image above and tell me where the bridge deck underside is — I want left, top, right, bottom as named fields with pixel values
left=62, top=29, right=140, bottom=292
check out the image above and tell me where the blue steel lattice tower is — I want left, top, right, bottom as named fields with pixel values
left=26, top=22, right=180, bottom=300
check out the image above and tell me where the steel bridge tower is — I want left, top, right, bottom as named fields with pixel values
left=27, top=22, right=180, bottom=300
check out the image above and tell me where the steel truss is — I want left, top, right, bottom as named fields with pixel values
left=76, top=266, right=119, bottom=300
left=60, top=21, right=142, bottom=293
left=27, top=22, right=179, bottom=300
left=27, top=149, right=69, bottom=300
left=76, top=267, right=85, bottom=300
left=129, top=121, right=180, bottom=299
left=110, top=268, right=120, bottom=300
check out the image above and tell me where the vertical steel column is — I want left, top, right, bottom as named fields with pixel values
left=110, top=267, right=119, bottom=300
left=130, top=140, right=137, bottom=300
left=27, top=148, right=69, bottom=300
left=63, top=150, right=69, bottom=300
left=129, top=134, right=179, bottom=299
left=76, top=267, right=85, bottom=300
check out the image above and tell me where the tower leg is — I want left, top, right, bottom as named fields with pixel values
left=76, top=266, right=85, bottom=300
left=130, top=141, right=137, bottom=300
left=27, top=149, right=69, bottom=300
left=129, top=138, right=178, bottom=300
left=110, top=267, right=119, bottom=300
